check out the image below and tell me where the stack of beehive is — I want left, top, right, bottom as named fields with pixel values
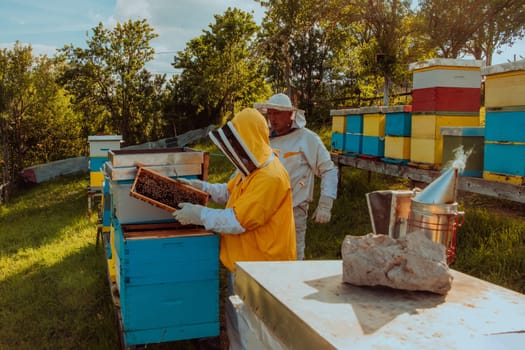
left=329, top=109, right=346, bottom=153
left=102, top=148, right=220, bottom=347
left=330, top=108, right=363, bottom=155
left=103, top=148, right=209, bottom=283
left=408, top=59, right=483, bottom=169
left=87, top=135, right=122, bottom=190
left=331, top=105, right=413, bottom=161
left=87, top=135, right=122, bottom=226
left=481, top=60, right=525, bottom=185
left=382, top=105, right=412, bottom=164
left=361, top=106, right=386, bottom=157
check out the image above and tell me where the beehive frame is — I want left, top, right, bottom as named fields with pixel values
left=130, top=166, right=209, bottom=212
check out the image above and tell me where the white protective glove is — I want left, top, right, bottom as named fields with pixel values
left=177, top=177, right=204, bottom=191
left=312, top=195, right=334, bottom=224
left=172, top=202, right=204, bottom=226
left=178, top=177, right=231, bottom=206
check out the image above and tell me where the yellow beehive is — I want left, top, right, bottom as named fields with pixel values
left=479, top=106, right=486, bottom=126
left=483, top=171, right=525, bottom=186
left=363, top=113, right=386, bottom=136
left=482, top=60, right=525, bottom=108
left=411, top=121, right=481, bottom=166
left=411, top=114, right=480, bottom=139
left=385, top=136, right=410, bottom=160
left=107, top=226, right=117, bottom=282
left=410, top=137, right=443, bottom=165
left=90, top=171, right=104, bottom=188
left=332, top=115, right=346, bottom=133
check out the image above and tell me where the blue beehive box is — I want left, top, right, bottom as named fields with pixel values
left=113, top=219, right=220, bottom=346
left=385, top=111, right=412, bottom=136
left=362, top=135, right=385, bottom=157
left=485, top=109, right=525, bottom=142
left=89, top=157, right=107, bottom=172
left=331, top=132, right=345, bottom=152
left=346, top=115, right=363, bottom=133
left=484, top=142, right=525, bottom=176
left=102, top=174, right=112, bottom=226
left=344, top=133, right=362, bottom=154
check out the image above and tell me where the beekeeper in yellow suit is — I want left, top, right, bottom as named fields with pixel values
left=173, top=107, right=297, bottom=271
left=254, top=93, right=338, bottom=260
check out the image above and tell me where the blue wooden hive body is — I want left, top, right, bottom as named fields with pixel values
left=113, top=219, right=220, bottom=346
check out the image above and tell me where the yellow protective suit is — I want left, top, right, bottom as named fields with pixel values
left=217, top=108, right=296, bottom=271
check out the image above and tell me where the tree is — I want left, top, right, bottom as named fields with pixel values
left=415, top=0, right=524, bottom=64
left=0, top=48, right=10, bottom=193
left=0, top=42, right=82, bottom=194
left=170, top=8, right=269, bottom=130
left=354, top=0, right=415, bottom=105
left=24, top=60, right=84, bottom=164
left=59, top=19, right=167, bottom=145
left=466, top=0, right=525, bottom=64
left=257, top=0, right=355, bottom=122
left=0, top=42, right=36, bottom=186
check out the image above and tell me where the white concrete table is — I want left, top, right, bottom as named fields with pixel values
left=229, top=260, right=525, bottom=350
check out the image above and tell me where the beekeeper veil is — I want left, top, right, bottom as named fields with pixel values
left=209, top=108, right=274, bottom=177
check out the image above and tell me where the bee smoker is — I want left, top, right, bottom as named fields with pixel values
left=407, top=167, right=464, bottom=265
left=366, top=166, right=464, bottom=265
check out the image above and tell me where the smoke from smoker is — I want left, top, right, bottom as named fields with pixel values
left=444, top=145, right=473, bottom=173
left=413, top=145, right=472, bottom=204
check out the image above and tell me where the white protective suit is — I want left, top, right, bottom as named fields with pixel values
left=270, top=110, right=338, bottom=260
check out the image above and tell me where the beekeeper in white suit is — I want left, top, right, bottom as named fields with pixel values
left=255, top=93, right=338, bottom=260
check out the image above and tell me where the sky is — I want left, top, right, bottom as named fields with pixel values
left=1, top=0, right=524, bottom=78
left=0, top=0, right=265, bottom=76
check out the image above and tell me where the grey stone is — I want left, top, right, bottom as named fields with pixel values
left=341, top=232, right=453, bottom=295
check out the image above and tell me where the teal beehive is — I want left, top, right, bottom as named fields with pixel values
left=113, top=219, right=220, bottom=346
left=331, top=132, right=345, bottom=153
left=362, top=135, right=385, bottom=157
left=344, top=133, right=362, bottom=154
left=346, top=115, right=364, bottom=133
left=485, top=109, right=525, bottom=143
left=484, top=143, right=525, bottom=176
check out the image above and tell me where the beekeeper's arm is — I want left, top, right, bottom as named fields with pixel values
left=308, top=136, right=338, bottom=224
left=177, top=178, right=229, bottom=205
left=172, top=203, right=245, bottom=233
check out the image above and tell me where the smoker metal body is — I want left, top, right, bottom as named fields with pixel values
left=366, top=190, right=413, bottom=239
left=367, top=182, right=463, bottom=264
left=407, top=200, right=464, bottom=264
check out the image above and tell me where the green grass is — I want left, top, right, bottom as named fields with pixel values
left=0, top=175, right=118, bottom=350
left=455, top=204, right=525, bottom=292
left=1, top=137, right=524, bottom=349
